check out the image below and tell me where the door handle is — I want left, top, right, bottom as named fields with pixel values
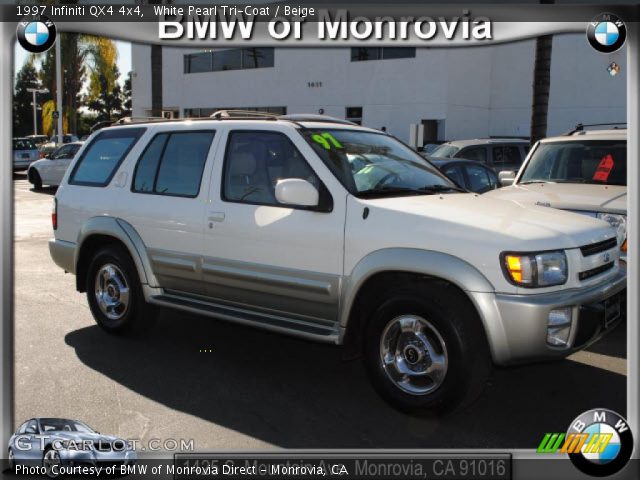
left=208, top=212, right=225, bottom=222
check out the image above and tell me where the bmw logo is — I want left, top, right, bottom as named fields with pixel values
left=567, top=409, right=633, bottom=477
left=16, top=16, right=57, bottom=54
left=587, top=14, right=626, bottom=53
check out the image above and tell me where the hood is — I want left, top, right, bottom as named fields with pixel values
left=362, top=193, right=615, bottom=250
left=485, top=183, right=627, bottom=214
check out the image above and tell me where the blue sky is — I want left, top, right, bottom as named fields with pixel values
left=14, top=39, right=132, bottom=86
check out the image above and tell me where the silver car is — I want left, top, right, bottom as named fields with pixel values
left=8, top=418, right=136, bottom=475
left=13, top=138, right=40, bottom=171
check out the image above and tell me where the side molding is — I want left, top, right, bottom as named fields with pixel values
left=75, top=217, right=159, bottom=288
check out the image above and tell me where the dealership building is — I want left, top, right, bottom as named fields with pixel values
left=131, top=34, right=626, bottom=144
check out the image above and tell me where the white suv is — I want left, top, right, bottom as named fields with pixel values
left=49, top=113, right=626, bottom=413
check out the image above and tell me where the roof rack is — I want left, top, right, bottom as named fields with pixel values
left=564, top=122, right=627, bottom=135
left=279, top=114, right=357, bottom=126
left=210, top=110, right=279, bottom=120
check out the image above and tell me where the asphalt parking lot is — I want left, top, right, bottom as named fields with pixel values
left=13, top=171, right=627, bottom=451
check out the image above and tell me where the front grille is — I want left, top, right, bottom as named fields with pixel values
left=580, top=237, right=617, bottom=257
left=579, top=262, right=614, bottom=281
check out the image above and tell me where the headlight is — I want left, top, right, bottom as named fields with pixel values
left=597, top=213, right=627, bottom=246
left=502, top=251, right=568, bottom=287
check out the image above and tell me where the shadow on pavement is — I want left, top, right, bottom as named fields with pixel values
left=64, top=308, right=626, bottom=449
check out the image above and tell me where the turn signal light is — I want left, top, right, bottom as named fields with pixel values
left=621, top=238, right=627, bottom=253
left=505, top=255, right=523, bottom=283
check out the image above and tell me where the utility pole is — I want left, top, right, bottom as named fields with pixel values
left=26, top=87, right=48, bottom=136
left=55, top=36, right=63, bottom=144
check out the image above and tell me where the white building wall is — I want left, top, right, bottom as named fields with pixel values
left=132, top=34, right=626, bottom=143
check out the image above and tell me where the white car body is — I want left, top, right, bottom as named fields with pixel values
left=48, top=116, right=626, bottom=409
left=28, top=142, right=83, bottom=188
left=485, top=129, right=627, bottom=261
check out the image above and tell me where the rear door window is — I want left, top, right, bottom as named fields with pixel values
left=132, top=131, right=215, bottom=197
left=70, top=128, right=145, bottom=186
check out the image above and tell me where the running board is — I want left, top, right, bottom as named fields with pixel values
left=149, top=294, right=341, bottom=344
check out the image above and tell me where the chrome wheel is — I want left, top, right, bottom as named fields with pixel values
left=95, top=263, right=130, bottom=321
left=379, top=315, right=448, bottom=395
left=43, top=449, right=60, bottom=478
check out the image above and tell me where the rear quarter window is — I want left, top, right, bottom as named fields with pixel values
left=69, top=128, right=145, bottom=186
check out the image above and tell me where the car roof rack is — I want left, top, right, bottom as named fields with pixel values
left=279, top=114, right=357, bottom=126
left=210, top=110, right=279, bottom=120
left=564, top=122, right=627, bottom=135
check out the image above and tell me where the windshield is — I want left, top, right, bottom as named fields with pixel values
left=520, top=140, right=626, bottom=186
left=14, top=139, right=35, bottom=150
left=39, top=418, right=95, bottom=433
left=302, top=129, right=458, bottom=197
left=430, top=144, right=460, bottom=158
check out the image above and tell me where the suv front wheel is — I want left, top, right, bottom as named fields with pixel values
left=86, top=245, right=154, bottom=334
left=363, top=281, right=491, bottom=414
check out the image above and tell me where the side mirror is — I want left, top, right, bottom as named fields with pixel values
left=498, top=170, right=516, bottom=187
left=275, top=179, right=319, bottom=207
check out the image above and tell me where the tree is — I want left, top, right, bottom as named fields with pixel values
left=529, top=0, right=554, bottom=146
left=122, top=71, right=132, bottom=118
left=13, top=61, right=41, bottom=137
left=37, top=33, right=118, bottom=134
left=85, top=64, right=124, bottom=123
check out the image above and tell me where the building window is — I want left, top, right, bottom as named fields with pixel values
left=350, top=47, right=416, bottom=62
left=346, top=107, right=363, bottom=125
left=184, top=48, right=275, bottom=74
left=184, top=106, right=287, bottom=118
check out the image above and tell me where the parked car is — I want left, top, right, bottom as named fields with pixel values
left=8, top=417, right=136, bottom=473
left=429, top=138, right=530, bottom=173
left=486, top=126, right=627, bottom=263
left=13, top=138, right=39, bottom=171
left=28, top=142, right=84, bottom=189
left=430, top=158, right=499, bottom=193
left=38, top=134, right=81, bottom=159
left=49, top=113, right=625, bottom=413
left=417, top=143, right=442, bottom=156
left=24, top=134, right=49, bottom=148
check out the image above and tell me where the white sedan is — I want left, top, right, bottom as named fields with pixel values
left=27, top=142, right=83, bottom=189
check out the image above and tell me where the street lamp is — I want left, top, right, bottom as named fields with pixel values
left=26, top=87, right=48, bottom=136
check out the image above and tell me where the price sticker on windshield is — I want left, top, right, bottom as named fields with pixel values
left=593, top=153, right=614, bottom=182
left=312, top=132, right=343, bottom=150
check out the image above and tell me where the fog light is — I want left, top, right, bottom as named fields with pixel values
left=547, top=308, right=572, bottom=347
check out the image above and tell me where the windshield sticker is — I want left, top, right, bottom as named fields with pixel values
left=593, top=154, right=614, bottom=182
left=312, top=132, right=343, bottom=150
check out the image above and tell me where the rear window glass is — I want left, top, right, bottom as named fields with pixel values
left=70, top=128, right=145, bottom=186
left=14, top=139, right=35, bottom=150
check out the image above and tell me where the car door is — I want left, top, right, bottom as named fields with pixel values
left=124, top=128, right=218, bottom=296
left=202, top=127, right=346, bottom=326
left=48, top=144, right=76, bottom=185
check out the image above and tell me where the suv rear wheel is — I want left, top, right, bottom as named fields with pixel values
left=86, top=245, right=154, bottom=334
left=363, top=281, right=491, bottom=414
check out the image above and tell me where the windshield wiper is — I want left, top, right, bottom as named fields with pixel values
left=519, top=180, right=555, bottom=185
left=419, top=184, right=468, bottom=193
left=357, top=186, right=430, bottom=198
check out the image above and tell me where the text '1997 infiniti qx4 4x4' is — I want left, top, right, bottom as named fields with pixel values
left=49, top=113, right=626, bottom=413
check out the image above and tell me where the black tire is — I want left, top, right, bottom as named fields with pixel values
left=28, top=169, right=42, bottom=190
left=86, top=245, right=154, bottom=335
left=363, top=280, right=491, bottom=414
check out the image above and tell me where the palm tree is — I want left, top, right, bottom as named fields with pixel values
left=529, top=0, right=555, bottom=146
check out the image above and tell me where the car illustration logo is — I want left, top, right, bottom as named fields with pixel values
left=16, top=16, right=57, bottom=53
left=603, top=252, right=611, bottom=263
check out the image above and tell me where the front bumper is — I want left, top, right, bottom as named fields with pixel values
left=471, top=269, right=626, bottom=365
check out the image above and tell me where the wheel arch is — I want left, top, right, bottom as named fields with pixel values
left=341, top=248, right=499, bottom=355
left=74, top=217, right=158, bottom=293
